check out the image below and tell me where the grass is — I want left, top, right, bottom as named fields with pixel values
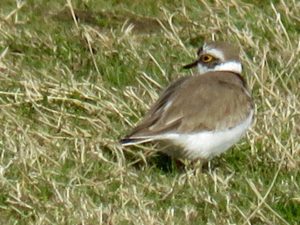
left=0, top=0, right=299, bottom=224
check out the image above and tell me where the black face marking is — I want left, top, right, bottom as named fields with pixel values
left=182, top=60, right=199, bottom=69
left=208, top=59, right=221, bottom=68
left=197, top=47, right=203, bottom=55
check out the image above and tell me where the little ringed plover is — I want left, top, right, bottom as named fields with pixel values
left=121, top=42, right=254, bottom=161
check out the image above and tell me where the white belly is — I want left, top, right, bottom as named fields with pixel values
left=163, top=111, right=253, bottom=160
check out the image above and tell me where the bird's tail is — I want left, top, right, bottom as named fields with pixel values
left=120, top=137, right=153, bottom=146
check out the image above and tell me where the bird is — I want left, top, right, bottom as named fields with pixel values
left=120, top=42, right=254, bottom=161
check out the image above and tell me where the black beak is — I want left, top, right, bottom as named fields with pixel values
left=182, top=60, right=199, bottom=69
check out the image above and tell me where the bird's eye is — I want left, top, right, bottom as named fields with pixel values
left=200, top=54, right=214, bottom=63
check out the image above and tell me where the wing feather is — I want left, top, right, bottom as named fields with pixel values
left=122, top=72, right=252, bottom=144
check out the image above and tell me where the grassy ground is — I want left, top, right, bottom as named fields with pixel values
left=0, top=0, right=299, bottom=224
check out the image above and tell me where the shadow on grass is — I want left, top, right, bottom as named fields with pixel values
left=121, top=145, right=226, bottom=174
left=121, top=146, right=179, bottom=173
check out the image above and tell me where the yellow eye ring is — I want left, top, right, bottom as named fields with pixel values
left=200, top=54, right=214, bottom=63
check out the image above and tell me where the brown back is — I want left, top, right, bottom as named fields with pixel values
left=126, top=71, right=253, bottom=138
